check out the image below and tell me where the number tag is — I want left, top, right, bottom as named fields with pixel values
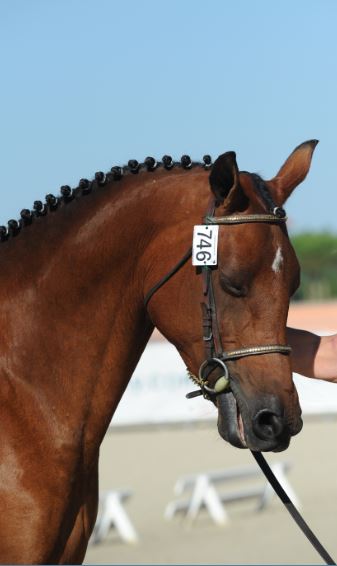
left=192, top=225, right=219, bottom=266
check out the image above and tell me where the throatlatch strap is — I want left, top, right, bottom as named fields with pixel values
left=144, top=247, right=192, bottom=308
left=252, top=451, right=336, bottom=565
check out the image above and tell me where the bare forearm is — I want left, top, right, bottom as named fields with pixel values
left=287, top=327, right=337, bottom=382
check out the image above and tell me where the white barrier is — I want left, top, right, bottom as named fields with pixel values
left=164, top=462, right=299, bottom=526
left=91, top=490, right=138, bottom=545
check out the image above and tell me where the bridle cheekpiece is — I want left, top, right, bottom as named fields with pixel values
left=186, top=204, right=291, bottom=400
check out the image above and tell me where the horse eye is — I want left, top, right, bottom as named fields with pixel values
left=220, top=273, right=247, bottom=297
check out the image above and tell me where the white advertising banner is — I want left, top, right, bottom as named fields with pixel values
left=112, top=340, right=337, bottom=427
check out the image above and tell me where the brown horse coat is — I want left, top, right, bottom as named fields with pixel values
left=0, top=141, right=317, bottom=563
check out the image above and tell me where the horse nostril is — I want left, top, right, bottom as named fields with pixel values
left=252, top=409, right=284, bottom=441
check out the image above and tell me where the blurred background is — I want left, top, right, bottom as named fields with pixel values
left=1, top=0, right=336, bottom=564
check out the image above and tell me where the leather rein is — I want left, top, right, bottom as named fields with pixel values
left=144, top=200, right=335, bottom=565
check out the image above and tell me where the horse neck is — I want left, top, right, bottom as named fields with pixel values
left=0, top=166, right=209, bottom=445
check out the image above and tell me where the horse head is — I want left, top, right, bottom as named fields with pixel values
left=147, top=140, right=318, bottom=453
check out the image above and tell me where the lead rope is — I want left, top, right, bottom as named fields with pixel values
left=252, top=451, right=335, bottom=565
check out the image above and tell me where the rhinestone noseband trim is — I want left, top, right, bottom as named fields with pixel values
left=222, top=344, right=292, bottom=360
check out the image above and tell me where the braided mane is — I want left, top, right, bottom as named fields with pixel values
left=0, top=155, right=213, bottom=243
left=0, top=155, right=275, bottom=243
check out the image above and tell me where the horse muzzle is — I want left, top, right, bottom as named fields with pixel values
left=216, top=389, right=303, bottom=452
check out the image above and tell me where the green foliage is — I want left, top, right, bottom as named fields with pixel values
left=290, top=232, right=337, bottom=301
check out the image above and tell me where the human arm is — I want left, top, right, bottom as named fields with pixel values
left=286, top=327, right=337, bottom=382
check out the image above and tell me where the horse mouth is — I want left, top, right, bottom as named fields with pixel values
left=216, top=387, right=301, bottom=452
left=237, top=410, right=246, bottom=447
left=217, top=391, right=247, bottom=449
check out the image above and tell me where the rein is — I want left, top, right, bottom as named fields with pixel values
left=144, top=201, right=335, bottom=565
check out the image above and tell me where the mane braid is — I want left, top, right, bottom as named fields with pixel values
left=0, top=154, right=213, bottom=243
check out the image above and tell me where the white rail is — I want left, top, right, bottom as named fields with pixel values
left=165, top=461, right=300, bottom=525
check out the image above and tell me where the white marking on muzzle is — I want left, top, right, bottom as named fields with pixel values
left=272, top=246, right=283, bottom=273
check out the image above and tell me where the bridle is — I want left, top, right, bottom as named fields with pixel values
left=143, top=197, right=336, bottom=566
left=144, top=199, right=291, bottom=400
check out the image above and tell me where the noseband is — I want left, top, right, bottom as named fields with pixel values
left=144, top=201, right=291, bottom=400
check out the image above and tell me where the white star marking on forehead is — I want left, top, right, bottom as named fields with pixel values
left=272, top=246, right=283, bottom=273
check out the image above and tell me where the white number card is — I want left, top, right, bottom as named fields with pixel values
left=192, top=225, right=219, bottom=266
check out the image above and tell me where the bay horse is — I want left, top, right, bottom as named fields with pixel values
left=0, top=140, right=317, bottom=564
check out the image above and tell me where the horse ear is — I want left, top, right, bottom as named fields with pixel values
left=269, top=140, right=319, bottom=205
left=209, top=151, right=239, bottom=203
